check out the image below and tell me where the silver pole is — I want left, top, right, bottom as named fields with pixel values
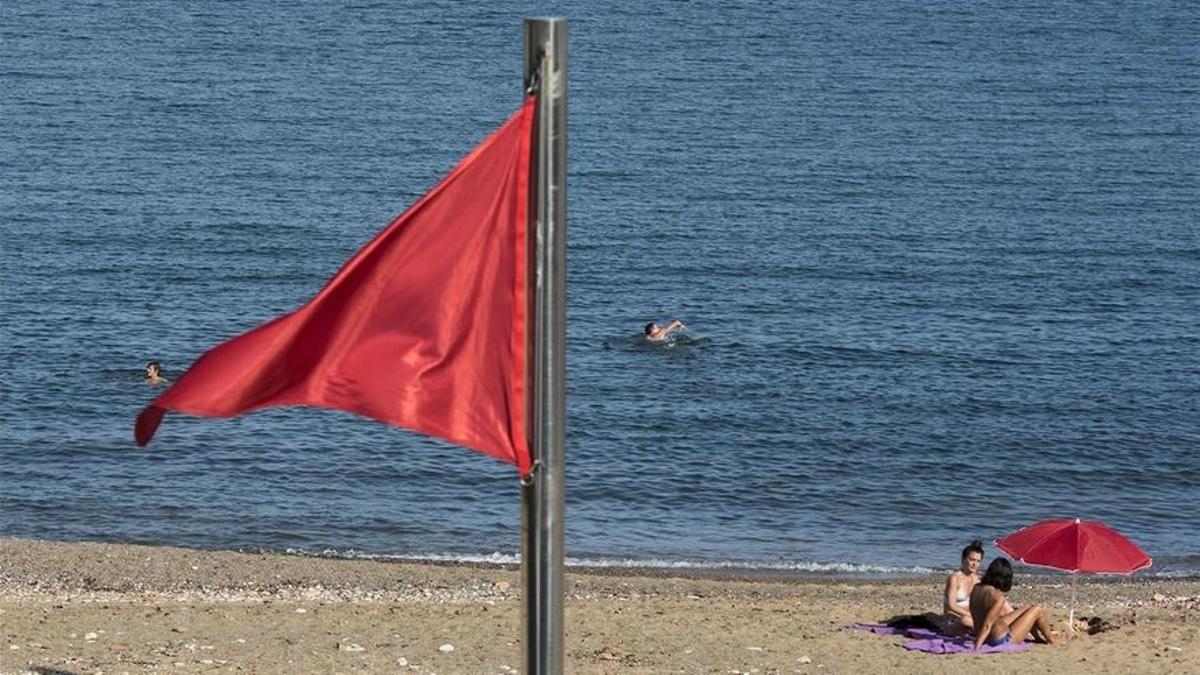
left=521, top=17, right=567, bottom=675
left=1069, top=574, right=1077, bottom=629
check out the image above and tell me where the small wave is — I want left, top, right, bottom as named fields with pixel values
left=661, top=334, right=710, bottom=348
left=98, top=368, right=160, bottom=384
left=604, top=333, right=711, bottom=352
left=279, top=547, right=1200, bottom=579
left=281, top=547, right=936, bottom=577
left=640, top=333, right=710, bottom=350
left=798, top=343, right=1029, bottom=367
left=283, top=547, right=521, bottom=566
left=565, top=556, right=933, bottom=576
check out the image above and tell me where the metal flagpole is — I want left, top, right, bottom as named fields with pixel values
left=521, top=17, right=567, bottom=675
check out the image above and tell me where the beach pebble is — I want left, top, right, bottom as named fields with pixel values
left=295, top=608, right=307, bottom=613
left=397, top=657, right=408, bottom=666
left=798, top=656, right=812, bottom=664
left=340, top=643, right=366, bottom=652
left=495, top=581, right=510, bottom=592
left=84, top=632, right=98, bottom=641
left=8, top=645, right=18, bottom=650
left=747, top=646, right=763, bottom=651
left=439, top=643, right=455, bottom=652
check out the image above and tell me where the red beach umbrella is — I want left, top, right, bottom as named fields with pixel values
left=996, top=518, right=1152, bottom=627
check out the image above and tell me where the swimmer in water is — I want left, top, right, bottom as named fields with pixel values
left=145, top=361, right=166, bottom=385
left=644, top=319, right=685, bottom=342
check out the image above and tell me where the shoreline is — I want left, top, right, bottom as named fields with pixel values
left=3, top=537, right=1197, bottom=673
left=10, top=536, right=1197, bottom=584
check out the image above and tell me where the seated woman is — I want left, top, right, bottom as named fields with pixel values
left=934, top=539, right=984, bottom=635
left=971, top=558, right=1061, bottom=649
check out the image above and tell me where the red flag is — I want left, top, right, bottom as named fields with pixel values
left=136, top=98, right=534, bottom=476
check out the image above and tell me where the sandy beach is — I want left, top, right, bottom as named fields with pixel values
left=1, top=538, right=1196, bottom=674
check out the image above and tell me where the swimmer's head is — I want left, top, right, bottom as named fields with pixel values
left=145, top=361, right=162, bottom=378
left=644, top=323, right=657, bottom=336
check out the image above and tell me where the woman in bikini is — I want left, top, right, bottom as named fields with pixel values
left=935, top=539, right=984, bottom=635
left=971, top=557, right=1061, bottom=649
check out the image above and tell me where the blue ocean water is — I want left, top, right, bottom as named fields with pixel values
left=2, top=1, right=1197, bottom=577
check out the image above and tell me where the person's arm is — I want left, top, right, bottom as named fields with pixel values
left=973, top=589, right=1008, bottom=650
left=943, top=575, right=968, bottom=619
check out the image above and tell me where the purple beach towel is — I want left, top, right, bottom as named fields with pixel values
left=846, top=624, right=1032, bottom=654
left=901, top=635, right=1032, bottom=654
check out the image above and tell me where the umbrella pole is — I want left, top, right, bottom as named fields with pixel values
left=1069, top=574, right=1078, bottom=630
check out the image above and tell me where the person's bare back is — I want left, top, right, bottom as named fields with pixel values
left=969, top=584, right=1006, bottom=639
left=971, top=558, right=1061, bottom=649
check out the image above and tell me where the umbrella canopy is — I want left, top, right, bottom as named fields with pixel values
left=996, top=518, right=1152, bottom=575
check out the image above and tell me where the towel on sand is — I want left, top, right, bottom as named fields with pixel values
left=846, top=623, right=1033, bottom=654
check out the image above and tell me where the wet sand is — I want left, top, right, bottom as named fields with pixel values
left=1, top=538, right=1196, bottom=673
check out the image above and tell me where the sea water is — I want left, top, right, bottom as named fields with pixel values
left=2, top=0, right=1197, bottom=576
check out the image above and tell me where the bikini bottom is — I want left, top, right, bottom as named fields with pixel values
left=984, top=633, right=1012, bottom=647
